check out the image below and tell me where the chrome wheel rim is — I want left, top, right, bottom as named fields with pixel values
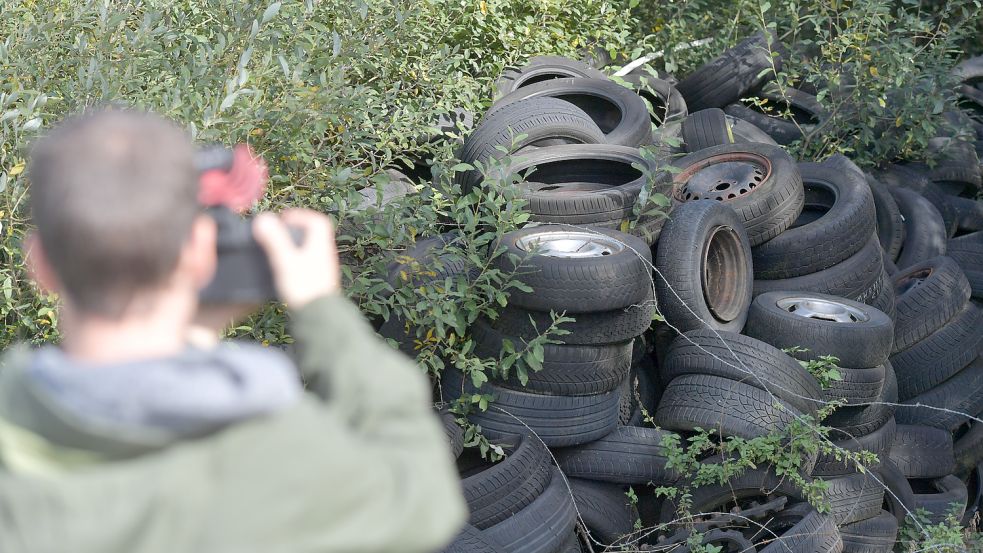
left=776, top=297, right=870, bottom=323
left=515, top=230, right=624, bottom=258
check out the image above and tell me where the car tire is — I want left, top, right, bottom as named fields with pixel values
left=442, top=370, right=622, bottom=448
left=892, top=256, right=972, bottom=353
left=866, top=174, right=905, bottom=262
left=751, top=156, right=876, bottom=279
left=723, top=85, right=827, bottom=145
left=680, top=108, right=733, bottom=152
left=490, top=300, right=654, bottom=347
left=491, top=144, right=659, bottom=227
left=484, top=468, right=577, bottom=553
left=654, top=200, right=753, bottom=333
left=494, top=56, right=608, bottom=100
left=664, top=141, right=805, bottom=246
left=745, top=291, right=893, bottom=369
left=676, top=32, right=785, bottom=112
left=472, top=318, right=633, bottom=396
left=457, top=97, right=606, bottom=191
left=888, top=424, right=956, bottom=479
left=553, top=425, right=676, bottom=485
left=890, top=303, right=983, bottom=400
left=656, top=374, right=803, bottom=439
left=457, top=433, right=553, bottom=529
left=492, top=77, right=653, bottom=147
left=896, top=356, right=983, bottom=431
left=838, top=511, right=898, bottom=553
left=888, top=186, right=948, bottom=271
left=661, top=329, right=823, bottom=416
left=752, top=235, right=883, bottom=301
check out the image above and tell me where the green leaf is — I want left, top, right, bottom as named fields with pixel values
left=261, top=2, right=281, bottom=24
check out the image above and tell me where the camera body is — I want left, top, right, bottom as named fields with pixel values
left=195, top=145, right=300, bottom=304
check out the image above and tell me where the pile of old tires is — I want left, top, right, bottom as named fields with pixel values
left=388, top=37, right=983, bottom=553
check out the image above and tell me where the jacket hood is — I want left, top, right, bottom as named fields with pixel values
left=0, top=343, right=301, bottom=466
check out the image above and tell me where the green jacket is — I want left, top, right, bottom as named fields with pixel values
left=0, top=295, right=467, bottom=553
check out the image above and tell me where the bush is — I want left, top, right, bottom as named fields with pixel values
left=0, top=0, right=637, bottom=347
left=1, top=0, right=981, bottom=549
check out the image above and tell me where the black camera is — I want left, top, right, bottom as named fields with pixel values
left=195, top=145, right=301, bottom=305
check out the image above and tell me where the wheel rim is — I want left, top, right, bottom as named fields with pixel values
left=776, top=296, right=870, bottom=323
left=701, top=225, right=748, bottom=323
left=674, top=152, right=772, bottom=202
left=515, top=230, right=625, bottom=258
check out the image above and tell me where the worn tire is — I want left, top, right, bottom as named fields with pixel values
left=896, top=356, right=983, bottom=431
left=838, top=511, right=898, bottom=553
left=665, top=141, right=804, bottom=246
left=493, top=225, right=652, bottom=313
left=812, top=417, right=896, bottom=477
left=662, top=329, right=823, bottom=416
left=910, top=475, right=968, bottom=525
left=661, top=466, right=804, bottom=522
left=723, top=85, right=827, bottom=145
left=681, top=108, right=733, bottom=152
left=746, top=291, right=893, bottom=369
left=472, top=319, right=632, bottom=396
left=890, top=303, right=983, bottom=400
left=442, top=370, right=622, bottom=448
left=491, top=300, right=654, bottom=347
left=494, top=56, right=607, bottom=100
left=655, top=374, right=803, bottom=439
left=676, top=32, right=784, bottom=112
left=889, top=186, right=948, bottom=271
left=824, top=363, right=898, bottom=437
left=955, top=419, right=983, bottom=478
left=654, top=200, right=753, bottom=333
left=442, top=410, right=466, bottom=459
left=823, top=364, right=888, bottom=406
left=867, top=174, right=905, bottom=262
left=875, top=459, right=917, bottom=525
left=947, top=232, right=983, bottom=299
left=484, top=469, right=577, bottom=553
left=752, top=156, right=876, bottom=279
left=728, top=115, right=781, bottom=146
left=457, top=433, right=553, bottom=529
left=493, top=144, right=659, bottom=227
left=759, top=503, right=844, bottom=553
left=619, top=70, right=688, bottom=125
left=568, top=479, right=638, bottom=546
left=892, top=256, right=972, bottom=353
left=492, top=78, right=653, bottom=147
left=889, top=424, right=956, bottom=479
left=753, top=235, right=883, bottom=301
left=457, top=97, right=606, bottom=191
left=554, top=425, right=676, bottom=485
left=824, top=471, right=886, bottom=526
left=441, top=525, right=507, bottom=553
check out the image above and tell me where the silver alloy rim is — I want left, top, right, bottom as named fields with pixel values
left=515, top=230, right=624, bottom=258
left=776, top=297, right=870, bottom=323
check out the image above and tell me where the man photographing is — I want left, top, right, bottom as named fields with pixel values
left=0, top=110, right=466, bottom=552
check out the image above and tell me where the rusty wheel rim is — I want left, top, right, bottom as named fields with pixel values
left=673, top=152, right=772, bottom=203
left=701, top=225, right=748, bottom=323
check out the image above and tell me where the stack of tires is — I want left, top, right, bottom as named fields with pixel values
left=743, top=292, right=899, bottom=547
left=460, top=55, right=688, bottom=246
left=386, top=46, right=983, bottom=553
left=440, top=223, right=656, bottom=552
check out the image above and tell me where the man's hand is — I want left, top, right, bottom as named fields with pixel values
left=253, top=209, right=342, bottom=309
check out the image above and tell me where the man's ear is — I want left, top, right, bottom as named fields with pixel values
left=24, top=233, right=62, bottom=296
left=183, top=214, right=217, bottom=290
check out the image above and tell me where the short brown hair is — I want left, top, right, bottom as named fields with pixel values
left=28, top=109, right=199, bottom=317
